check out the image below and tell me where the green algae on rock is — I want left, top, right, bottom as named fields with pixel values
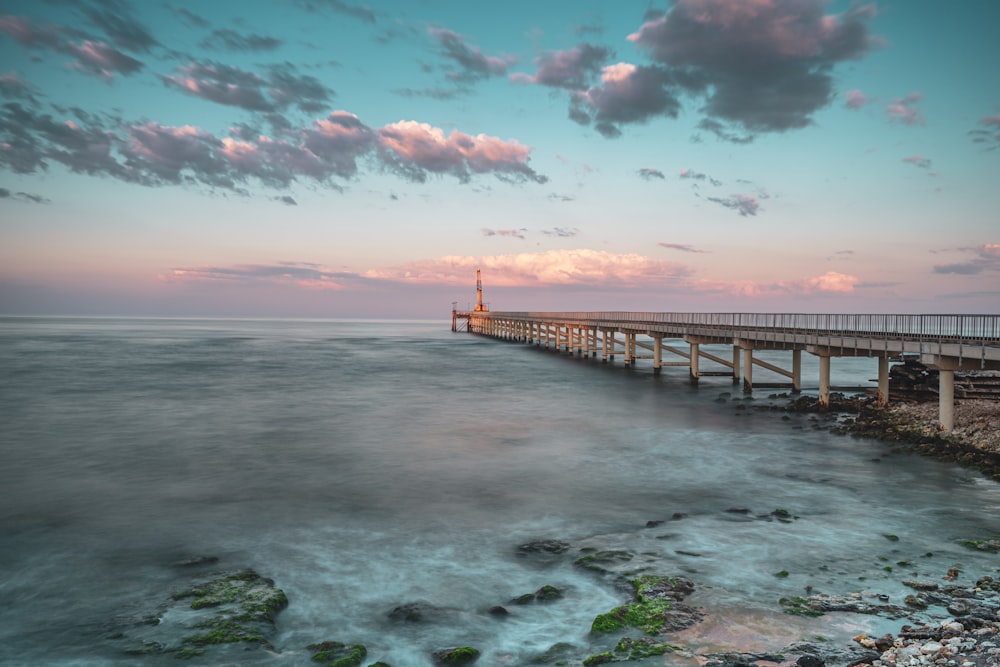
left=307, top=640, right=368, bottom=666
left=114, top=567, right=289, bottom=660
left=432, top=646, right=480, bottom=664
left=590, top=575, right=701, bottom=636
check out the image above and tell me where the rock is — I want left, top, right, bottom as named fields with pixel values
left=904, top=580, right=940, bottom=591
left=487, top=605, right=508, bottom=616
left=796, top=655, right=825, bottom=667
left=432, top=646, right=480, bottom=665
left=114, top=567, right=289, bottom=660
left=388, top=601, right=454, bottom=623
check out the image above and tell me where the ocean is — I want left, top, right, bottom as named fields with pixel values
left=1, top=317, right=998, bottom=666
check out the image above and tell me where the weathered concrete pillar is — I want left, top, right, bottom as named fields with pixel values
left=743, top=347, right=753, bottom=393
left=601, top=329, right=609, bottom=363
left=653, top=335, right=662, bottom=374
left=939, top=368, right=955, bottom=432
left=624, top=332, right=633, bottom=367
left=583, top=327, right=590, bottom=357
left=877, top=357, right=889, bottom=408
left=792, top=349, right=802, bottom=393
left=690, top=342, right=700, bottom=381
left=732, top=346, right=741, bottom=384
left=818, top=354, right=831, bottom=410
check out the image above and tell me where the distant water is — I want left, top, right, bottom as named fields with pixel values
left=1, top=317, right=999, bottom=666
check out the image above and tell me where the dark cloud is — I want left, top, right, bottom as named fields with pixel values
left=200, top=29, right=283, bottom=52
left=570, top=64, right=682, bottom=138
left=393, top=86, right=463, bottom=100
left=0, top=14, right=144, bottom=81
left=696, top=118, right=753, bottom=144
left=482, top=228, right=526, bottom=239
left=0, top=14, right=64, bottom=50
left=707, top=193, right=760, bottom=216
left=542, top=227, right=579, bottom=237
left=273, top=195, right=298, bottom=206
left=678, top=168, right=706, bottom=180
left=66, top=39, right=143, bottom=79
left=901, top=154, right=931, bottom=169
left=171, top=6, right=209, bottom=28
left=161, top=61, right=333, bottom=114
left=638, top=167, right=664, bottom=180
left=969, top=114, right=1000, bottom=151
left=932, top=245, right=1000, bottom=275
left=510, top=43, right=610, bottom=90
left=298, top=0, right=376, bottom=24
left=0, top=186, right=50, bottom=203
left=0, top=72, right=40, bottom=104
left=628, top=0, right=877, bottom=139
left=428, top=27, right=515, bottom=83
left=79, top=0, right=158, bottom=53
left=658, top=242, right=707, bottom=253
left=547, top=193, right=574, bottom=202
left=0, top=104, right=546, bottom=192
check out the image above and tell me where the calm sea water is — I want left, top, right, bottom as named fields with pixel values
left=1, top=317, right=998, bottom=667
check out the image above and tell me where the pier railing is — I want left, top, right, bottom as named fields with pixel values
left=483, top=313, right=1000, bottom=343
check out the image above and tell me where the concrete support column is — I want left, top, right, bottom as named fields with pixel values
left=732, top=346, right=741, bottom=384
left=792, top=349, right=802, bottom=393
left=818, top=355, right=831, bottom=410
left=939, top=369, right=955, bottom=432
left=877, top=357, right=889, bottom=408
left=690, top=342, right=700, bottom=382
left=583, top=327, right=590, bottom=357
left=602, top=329, right=609, bottom=363
left=624, top=333, right=633, bottom=367
left=742, top=347, right=753, bottom=393
left=653, top=336, right=662, bottom=374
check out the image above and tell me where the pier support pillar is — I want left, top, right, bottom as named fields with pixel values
left=792, top=349, right=802, bottom=393
left=624, top=332, right=634, bottom=367
left=732, top=346, right=741, bottom=384
left=690, top=342, right=700, bottom=382
left=601, top=329, right=609, bottom=363
left=818, top=354, right=831, bottom=410
left=742, top=347, right=753, bottom=393
left=938, top=361, right=956, bottom=432
left=653, top=335, right=662, bottom=374
left=876, top=357, right=889, bottom=408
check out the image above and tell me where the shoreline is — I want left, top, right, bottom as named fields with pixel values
left=772, top=394, right=1000, bottom=481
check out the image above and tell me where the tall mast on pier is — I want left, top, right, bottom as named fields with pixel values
left=474, top=269, right=487, bottom=312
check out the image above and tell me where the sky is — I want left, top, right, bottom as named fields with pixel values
left=1, top=0, right=998, bottom=318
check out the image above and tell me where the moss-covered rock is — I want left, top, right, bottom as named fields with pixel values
left=432, top=646, right=480, bottom=664
left=308, top=640, right=368, bottom=666
left=590, top=574, right=701, bottom=635
left=960, top=537, right=1000, bottom=552
left=115, top=567, right=289, bottom=660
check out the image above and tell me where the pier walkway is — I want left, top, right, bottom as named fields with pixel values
left=463, top=311, right=1000, bottom=431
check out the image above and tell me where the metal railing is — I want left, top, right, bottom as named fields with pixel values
left=478, top=312, right=1000, bottom=344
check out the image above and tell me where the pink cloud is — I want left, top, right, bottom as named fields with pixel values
left=844, top=89, right=868, bottom=109
left=901, top=154, right=931, bottom=169
left=980, top=114, right=1000, bottom=127
left=886, top=92, right=924, bottom=125
left=364, top=249, right=694, bottom=288
left=377, top=121, right=545, bottom=183
left=695, top=271, right=859, bottom=296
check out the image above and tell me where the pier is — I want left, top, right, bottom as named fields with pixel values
left=459, top=310, right=1000, bottom=432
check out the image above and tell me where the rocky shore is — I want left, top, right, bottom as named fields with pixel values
left=777, top=394, right=1000, bottom=480
left=100, top=393, right=998, bottom=667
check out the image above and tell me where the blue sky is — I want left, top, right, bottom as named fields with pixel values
left=1, top=0, right=998, bottom=318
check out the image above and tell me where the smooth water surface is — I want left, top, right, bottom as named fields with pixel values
left=1, top=318, right=998, bottom=666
